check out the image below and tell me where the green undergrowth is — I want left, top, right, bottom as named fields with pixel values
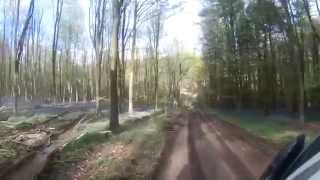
left=0, top=147, right=17, bottom=163
left=0, top=112, right=10, bottom=121
left=43, top=113, right=167, bottom=180
left=0, top=126, right=11, bottom=137
left=304, top=111, right=320, bottom=122
left=58, top=132, right=108, bottom=164
left=0, top=141, right=29, bottom=168
left=0, top=113, right=58, bottom=130
left=214, top=110, right=317, bottom=145
left=95, top=114, right=167, bottom=180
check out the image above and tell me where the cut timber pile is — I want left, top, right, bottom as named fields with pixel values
left=0, top=111, right=85, bottom=178
left=47, top=112, right=84, bottom=135
left=13, top=130, right=50, bottom=148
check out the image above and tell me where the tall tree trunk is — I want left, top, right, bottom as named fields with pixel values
left=59, top=53, right=62, bottom=101
left=13, top=0, right=21, bottom=114
left=14, top=0, right=35, bottom=113
left=129, top=71, right=133, bottom=113
left=298, top=44, right=305, bottom=124
left=154, top=0, right=161, bottom=110
left=1, top=6, right=6, bottom=99
left=96, top=50, right=102, bottom=114
left=129, top=0, right=138, bottom=113
left=280, top=0, right=304, bottom=124
left=303, top=0, right=319, bottom=81
left=109, top=0, right=123, bottom=130
left=90, top=0, right=107, bottom=115
left=120, top=4, right=127, bottom=113
left=52, top=0, right=63, bottom=104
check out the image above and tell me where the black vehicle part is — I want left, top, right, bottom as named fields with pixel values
left=260, top=134, right=305, bottom=180
left=281, top=135, right=320, bottom=179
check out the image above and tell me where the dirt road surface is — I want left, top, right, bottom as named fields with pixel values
left=156, top=111, right=277, bottom=180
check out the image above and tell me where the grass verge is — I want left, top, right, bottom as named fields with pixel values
left=214, top=110, right=318, bottom=145
left=40, top=113, right=167, bottom=180
left=94, top=114, right=166, bottom=180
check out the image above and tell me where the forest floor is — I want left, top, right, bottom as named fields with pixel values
left=0, top=103, right=156, bottom=180
left=1, top=106, right=319, bottom=180
left=38, top=112, right=166, bottom=180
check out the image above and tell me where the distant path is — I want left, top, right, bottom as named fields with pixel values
left=157, top=111, right=276, bottom=180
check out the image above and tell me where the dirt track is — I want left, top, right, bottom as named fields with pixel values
left=157, top=111, right=277, bottom=180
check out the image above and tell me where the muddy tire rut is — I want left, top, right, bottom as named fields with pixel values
left=1, top=111, right=87, bottom=180
left=156, top=110, right=277, bottom=180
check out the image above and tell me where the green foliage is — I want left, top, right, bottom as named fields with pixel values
left=15, top=122, right=33, bottom=129
left=52, top=132, right=108, bottom=169
left=46, top=113, right=166, bottom=180
left=305, top=65, right=320, bottom=105
left=94, top=114, right=166, bottom=180
left=247, top=0, right=281, bottom=27
left=64, top=132, right=106, bottom=151
left=0, top=114, right=58, bottom=130
left=201, top=0, right=320, bottom=113
left=185, top=54, right=206, bottom=84
left=215, top=110, right=316, bottom=145
left=0, top=148, right=17, bottom=162
left=0, top=141, right=29, bottom=165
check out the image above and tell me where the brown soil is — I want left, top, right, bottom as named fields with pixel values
left=72, top=143, right=136, bottom=180
left=156, top=110, right=278, bottom=180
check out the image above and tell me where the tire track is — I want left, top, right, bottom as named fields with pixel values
left=157, top=110, right=274, bottom=180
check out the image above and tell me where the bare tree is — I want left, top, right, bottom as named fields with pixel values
left=277, top=0, right=305, bottom=124
left=129, top=0, right=156, bottom=113
left=152, top=0, right=161, bottom=110
left=52, top=0, right=63, bottom=103
left=1, top=3, right=7, bottom=100
left=110, top=0, right=124, bottom=130
left=89, top=0, right=107, bottom=115
left=119, top=0, right=131, bottom=112
left=315, top=0, right=320, bottom=17
left=13, top=0, right=35, bottom=113
left=303, top=0, right=320, bottom=74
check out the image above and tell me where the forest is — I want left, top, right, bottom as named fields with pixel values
left=0, top=0, right=320, bottom=180
left=201, top=0, right=320, bottom=123
left=0, top=0, right=200, bottom=127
